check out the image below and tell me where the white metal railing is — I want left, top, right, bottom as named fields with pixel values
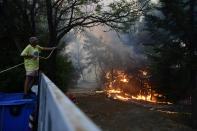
left=37, top=73, right=101, bottom=131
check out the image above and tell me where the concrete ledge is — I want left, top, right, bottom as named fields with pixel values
left=38, top=73, right=101, bottom=131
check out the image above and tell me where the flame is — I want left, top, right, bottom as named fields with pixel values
left=120, top=78, right=129, bottom=83
left=105, top=89, right=130, bottom=101
left=115, top=95, right=130, bottom=101
left=142, top=71, right=147, bottom=76
left=106, top=89, right=157, bottom=103
left=131, top=94, right=156, bottom=102
left=107, top=89, right=121, bottom=94
left=140, top=70, right=148, bottom=76
left=104, top=70, right=171, bottom=104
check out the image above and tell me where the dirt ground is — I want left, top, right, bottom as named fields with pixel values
left=74, top=93, right=195, bottom=131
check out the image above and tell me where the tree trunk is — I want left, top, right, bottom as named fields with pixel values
left=45, top=0, right=59, bottom=81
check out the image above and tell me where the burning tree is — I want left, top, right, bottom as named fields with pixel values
left=104, top=69, right=161, bottom=102
left=79, top=29, right=165, bottom=102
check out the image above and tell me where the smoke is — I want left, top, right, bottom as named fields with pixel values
left=151, top=0, right=159, bottom=4
left=64, top=24, right=148, bottom=83
left=63, top=0, right=160, bottom=83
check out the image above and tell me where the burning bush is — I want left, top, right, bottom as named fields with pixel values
left=104, top=69, right=170, bottom=103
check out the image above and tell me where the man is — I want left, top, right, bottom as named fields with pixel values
left=21, top=37, right=56, bottom=96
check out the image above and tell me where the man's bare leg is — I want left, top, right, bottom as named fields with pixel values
left=24, top=76, right=34, bottom=95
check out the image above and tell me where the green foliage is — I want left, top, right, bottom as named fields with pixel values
left=0, top=38, right=24, bottom=92
left=0, top=0, right=37, bottom=92
left=0, top=1, right=34, bottom=39
left=145, top=0, right=197, bottom=101
left=0, top=0, right=78, bottom=92
left=148, top=42, right=190, bottom=101
left=55, top=54, right=78, bottom=92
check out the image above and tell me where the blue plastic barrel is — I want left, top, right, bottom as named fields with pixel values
left=0, top=93, right=36, bottom=131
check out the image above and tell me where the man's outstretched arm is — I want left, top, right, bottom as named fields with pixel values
left=37, top=45, right=57, bottom=51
